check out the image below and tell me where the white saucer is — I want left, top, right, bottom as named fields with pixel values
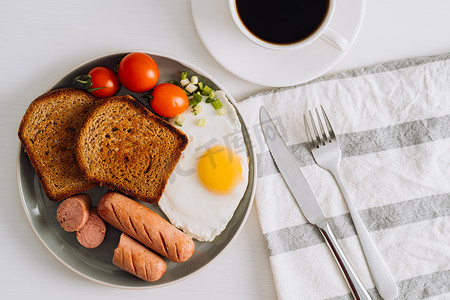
left=191, top=0, right=365, bottom=87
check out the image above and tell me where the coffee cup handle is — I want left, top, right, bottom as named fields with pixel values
left=320, top=27, right=349, bottom=51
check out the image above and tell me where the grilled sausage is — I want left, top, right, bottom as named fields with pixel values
left=98, top=191, right=195, bottom=263
left=76, top=208, right=106, bottom=248
left=113, top=233, right=166, bottom=282
left=56, top=193, right=91, bottom=232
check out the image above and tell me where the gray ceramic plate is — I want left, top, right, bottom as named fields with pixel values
left=16, top=51, right=256, bottom=288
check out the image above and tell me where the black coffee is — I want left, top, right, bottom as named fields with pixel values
left=235, top=0, right=330, bottom=45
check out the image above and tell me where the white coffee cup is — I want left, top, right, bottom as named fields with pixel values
left=228, top=0, right=348, bottom=51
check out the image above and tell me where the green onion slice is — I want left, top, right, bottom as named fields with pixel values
left=201, top=85, right=213, bottom=96
left=189, top=92, right=202, bottom=107
left=211, top=99, right=223, bottom=110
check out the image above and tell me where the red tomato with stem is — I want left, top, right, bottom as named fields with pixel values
left=75, top=67, right=120, bottom=98
left=88, top=67, right=119, bottom=98
left=118, top=52, right=159, bottom=93
left=151, top=83, right=189, bottom=117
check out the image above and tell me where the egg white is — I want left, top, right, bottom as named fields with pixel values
left=158, top=91, right=249, bottom=242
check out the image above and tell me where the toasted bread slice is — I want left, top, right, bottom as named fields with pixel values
left=18, top=88, right=98, bottom=201
left=75, top=96, right=188, bottom=203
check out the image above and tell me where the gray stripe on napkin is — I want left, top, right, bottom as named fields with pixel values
left=265, top=193, right=450, bottom=256
left=254, top=53, right=450, bottom=97
left=257, top=114, right=450, bottom=178
left=326, top=269, right=450, bottom=300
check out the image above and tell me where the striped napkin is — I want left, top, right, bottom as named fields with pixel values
left=237, top=54, right=450, bottom=300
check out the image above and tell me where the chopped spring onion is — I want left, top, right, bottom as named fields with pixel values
left=205, top=97, right=215, bottom=103
left=181, top=71, right=188, bottom=80
left=190, top=76, right=199, bottom=85
left=211, top=99, right=223, bottom=110
left=169, top=80, right=181, bottom=87
left=186, top=83, right=198, bottom=93
left=198, top=81, right=204, bottom=90
left=198, top=119, right=206, bottom=127
left=192, top=105, right=203, bottom=116
left=174, top=115, right=185, bottom=127
left=209, top=90, right=216, bottom=98
left=189, top=92, right=202, bottom=107
left=217, top=107, right=226, bottom=115
left=201, top=85, right=213, bottom=96
left=180, top=78, right=190, bottom=87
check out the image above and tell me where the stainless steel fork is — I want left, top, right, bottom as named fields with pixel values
left=304, top=106, right=398, bottom=300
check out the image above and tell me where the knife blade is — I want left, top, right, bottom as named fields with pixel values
left=259, top=107, right=326, bottom=226
left=259, top=107, right=372, bottom=300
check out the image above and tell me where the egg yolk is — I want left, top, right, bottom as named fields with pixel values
left=197, top=145, right=243, bottom=194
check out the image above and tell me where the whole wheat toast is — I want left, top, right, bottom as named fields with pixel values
left=75, top=96, right=188, bottom=203
left=18, top=88, right=98, bottom=201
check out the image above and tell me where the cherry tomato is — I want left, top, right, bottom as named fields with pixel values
left=118, top=52, right=159, bottom=93
left=87, top=67, right=119, bottom=98
left=151, top=83, right=189, bottom=117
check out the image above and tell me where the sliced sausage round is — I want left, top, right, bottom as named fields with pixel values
left=76, top=208, right=106, bottom=248
left=56, top=193, right=91, bottom=232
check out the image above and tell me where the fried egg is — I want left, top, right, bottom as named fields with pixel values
left=158, top=90, right=249, bottom=242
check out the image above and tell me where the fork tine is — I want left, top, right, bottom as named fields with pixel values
left=304, top=114, right=318, bottom=148
left=315, top=107, right=329, bottom=143
left=308, top=110, right=323, bottom=146
left=320, top=105, right=336, bottom=140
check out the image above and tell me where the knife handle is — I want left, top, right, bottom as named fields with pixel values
left=318, top=221, right=372, bottom=300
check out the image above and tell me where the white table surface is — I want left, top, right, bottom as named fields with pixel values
left=1, top=1, right=449, bottom=299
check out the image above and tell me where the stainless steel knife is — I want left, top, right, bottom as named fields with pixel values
left=259, top=107, right=372, bottom=300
